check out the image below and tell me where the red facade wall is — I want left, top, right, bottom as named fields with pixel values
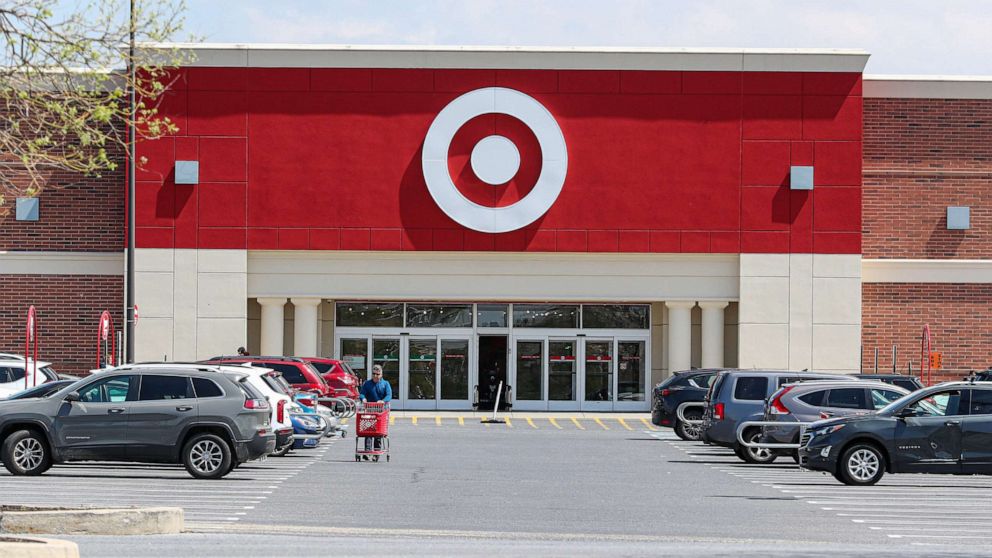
left=862, top=283, right=992, bottom=381
left=135, top=68, right=863, bottom=254
left=863, top=98, right=992, bottom=259
left=0, top=275, right=124, bottom=376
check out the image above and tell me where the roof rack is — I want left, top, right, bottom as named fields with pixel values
left=206, top=355, right=305, bottom=363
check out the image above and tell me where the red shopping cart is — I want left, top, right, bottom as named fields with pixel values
left=354, top=401, right=390, bottom=462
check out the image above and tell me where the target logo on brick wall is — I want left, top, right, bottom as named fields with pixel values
left=421, top=87, right=568, bottom=233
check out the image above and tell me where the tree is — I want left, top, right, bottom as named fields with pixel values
left=0, top=0, right=189, bottom=214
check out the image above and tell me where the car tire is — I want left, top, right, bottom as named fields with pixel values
left=836, top=443, right=885, bottom=486
left=2, top=429, right=52, bottom=476
left=182, top=433, right=233, bottom=480
left=674, top=409, right=704, bottom=441
left=739, top=430, right=777, bottom=465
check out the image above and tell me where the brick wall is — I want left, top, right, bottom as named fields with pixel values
left=863, top=98, right=992, bottom=259
left=862, top=283, right=992, bottom=382
left=0, top=275, right=124, bottom=376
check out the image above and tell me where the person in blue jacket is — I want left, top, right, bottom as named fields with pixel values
left=360, top=365, right=392, bottom=454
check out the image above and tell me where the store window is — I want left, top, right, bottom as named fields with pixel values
left=512, top=304, right=579, bottom=328
left=476, top=304, right=508, bottom=328
left=336, top=303, right=403, bottom=327
left=406, top=304, right=473, bottom=328
left=582, top=305, right=649, bottom=329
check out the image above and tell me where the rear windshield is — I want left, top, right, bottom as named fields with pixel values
left=707, top=373, right=727, bottom=401
left=263, top=373, right=292, bottom=395
left=892, top=379, right=919, bottom=391
left=688, top=373, right=716, bottom=389
left=734, top=377, right=769, bottom=401
left=309, top=362, right=333, bottom=374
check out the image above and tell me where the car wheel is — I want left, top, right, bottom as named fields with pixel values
left=182, top=434, right=233, bottom=480
left=837, top=443, right=885, bottom=486
left=675, top=409, right=704, bottom=441
left=1, top=430, right=52, bottom=476
left=739, top=430, right=777, bottom=464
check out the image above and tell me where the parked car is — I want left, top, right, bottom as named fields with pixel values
left=651, top=369, right=720, bottom=440
left=969, top=368, right=992, bottom=382
left=208, top=356, right=334, bottom=398
left=701, top=370, right=858, bottom=464
left=0, top=364, right=275, bottom=479
left=300, top=357, right=360, bottom=399
left=800, top=381, right=992, bottom=485
left=5, top=380, right=77, bottom=400
left=290, top=409, right=325, bottom=449
left=760, top=380, right=909, bottom=460
left=0, top=354, right=60, bottom=399
left=854, top=374, right=924, bottom=392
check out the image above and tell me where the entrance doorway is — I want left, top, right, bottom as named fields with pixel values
left=477, top=335, right=508, bottom=410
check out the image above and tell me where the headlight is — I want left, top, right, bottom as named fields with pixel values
left=813, top=424, right=845, bottom=437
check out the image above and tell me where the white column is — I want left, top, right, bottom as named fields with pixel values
left=291, top=297, right=321, bottom=357
left=699, top=301, right=729, bottom=369
left=666, top=301, right=695, bottom=373
left=258, top=297, right=286, bottom=356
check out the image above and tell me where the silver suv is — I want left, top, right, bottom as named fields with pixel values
left=0, top=364, right=275, bottom=479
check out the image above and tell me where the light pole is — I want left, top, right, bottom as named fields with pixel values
left=125, top=0, right=136, bottom=363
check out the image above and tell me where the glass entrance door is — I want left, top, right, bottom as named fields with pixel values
left=581, top=339, right=614, bottom=411
left=548, top=339, right=578, bottom=411
left=616, top=340, right=647, bottom=409
left=438, top=338, right=470, bottom=410
left=372, top=337, right=401, bottom=405
left=406, top=337, right=437, bottom=407
left=513, top=339, right=545, bottom=411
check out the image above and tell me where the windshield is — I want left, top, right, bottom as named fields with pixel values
left=6, top=381, right=72, bottom=400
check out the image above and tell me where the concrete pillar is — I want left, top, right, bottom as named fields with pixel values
left=258, top=297, right=287, bottom=356
left=291, top=297, right=321, bottom=357
left=699, top=301, right=729, bottom=369
left=666, top=301, right=695, bottom=374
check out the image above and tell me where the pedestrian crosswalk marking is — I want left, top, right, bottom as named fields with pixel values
left=594, top=418, right=610, bottom=430
left=526, top=417, right=538, bottom=429
left=458, top=416, right=465, bottom=426
left=435, top=416, right=442, bottom=426
left=570, top=418, right=585, bottom=430
left=640, top=418, right=658, bottom=431
left=411, top=416, right=418, bottom=425
left=548, top=418, right=563, bottom=429
left=617, top=418, right=633, bottom=431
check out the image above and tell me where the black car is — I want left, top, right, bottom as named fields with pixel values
left=800, top=381, right=992, bottom=485
left=854, top=374, right=924, bottom=392
left=651, top=369, right=719, bottom=440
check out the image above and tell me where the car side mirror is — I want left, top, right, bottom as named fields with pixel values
left=896, top=407, right=919, bottom=419
left=64, top=391, right=80, bottom=403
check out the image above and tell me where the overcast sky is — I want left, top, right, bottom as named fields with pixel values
left=173, top=0, right=992, bottom=75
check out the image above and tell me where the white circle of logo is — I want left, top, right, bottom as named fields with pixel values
left=422, top=87, right=567, bottom=234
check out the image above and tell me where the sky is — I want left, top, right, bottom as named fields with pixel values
left=87, top=1, right=992, bottom=75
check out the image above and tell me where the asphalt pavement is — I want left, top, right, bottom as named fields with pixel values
left=2, top=415, right=991, bottom=556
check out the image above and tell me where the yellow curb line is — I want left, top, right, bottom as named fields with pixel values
left=389, top=415, right=395, bottom=425
left=594, top=418, right=610, bottom=430
left=411, top=416, right=418, bottom=425
left=435, top=416, right=442, bottom=426
left=617, top=418, right=634, bottom=431
left=548, top=418, right=563, bottom=429
left=570, top=418, right=585, bottom=430
left=505, top=418, right=514, bottom=428
left=458, top=416, right=465, bottom=426
left=640, top=418, right=657, bottom=431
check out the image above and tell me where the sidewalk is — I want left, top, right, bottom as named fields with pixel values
left=389, top=410, right=652, bottom=419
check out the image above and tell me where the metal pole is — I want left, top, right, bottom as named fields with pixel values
left=491, top=381, right=503, bottom=422
left=873, top=347, right=878, bottom=374
left=892, top=345, right=897, bottom=374
left=125, top=0, right=137, bottom=363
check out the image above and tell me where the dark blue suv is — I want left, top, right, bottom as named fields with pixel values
left=651, top=369, right=720, bottom=440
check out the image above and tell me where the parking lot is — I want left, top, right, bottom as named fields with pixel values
left=3, top=417, right=988, bottom=556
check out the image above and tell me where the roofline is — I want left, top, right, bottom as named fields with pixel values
left=864, top=74, right=992, bottom=99
left=142, top=42, right=870, bottom=73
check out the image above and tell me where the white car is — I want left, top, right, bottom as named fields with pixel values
left=0, top=354, right=60, bottom=399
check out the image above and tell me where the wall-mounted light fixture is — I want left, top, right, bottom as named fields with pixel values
left=790, top=166, right=814, bottom=190
left=175, top=161, right=200, bottom=185
left=947, top=206, right=970, bottom=230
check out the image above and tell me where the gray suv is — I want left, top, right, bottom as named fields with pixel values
left=701, top=370, right=857, bottom=464
left=0, top=365, right=275, bottom=479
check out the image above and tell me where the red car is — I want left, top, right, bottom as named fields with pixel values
left=207, top=356, right=333, bottom=398
left=299, top=357, right=360, bottom=400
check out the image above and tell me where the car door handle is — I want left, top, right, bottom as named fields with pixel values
left=107, top=408, right=125, bottom=414
left=945, top=420, right=961, bottom=426
left=176, top=406, right=193, bottom=412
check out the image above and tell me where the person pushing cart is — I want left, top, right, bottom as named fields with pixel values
left=356, top=365, right=391, bottom=462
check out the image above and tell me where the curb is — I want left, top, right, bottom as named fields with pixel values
left=0, top=506, right=183, bottom=536
left=0, top=536, right=79, bottom=558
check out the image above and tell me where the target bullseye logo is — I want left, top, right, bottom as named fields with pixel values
left=422, top=87, right=568, bottom=233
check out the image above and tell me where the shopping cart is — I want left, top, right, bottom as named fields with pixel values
left=354, top=401, right=390, bottom=462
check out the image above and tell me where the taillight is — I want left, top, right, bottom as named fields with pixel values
left=769, top=386, right=795, bottom=415
left=714, top=402, right=725, bottom=421
left=277, top=399, right=286, bottom=423
left=661, top=388, right=671, bottom=397
left=298, top=397, right=315, bottom=407
left=244, top=398, right=269, bottom=410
